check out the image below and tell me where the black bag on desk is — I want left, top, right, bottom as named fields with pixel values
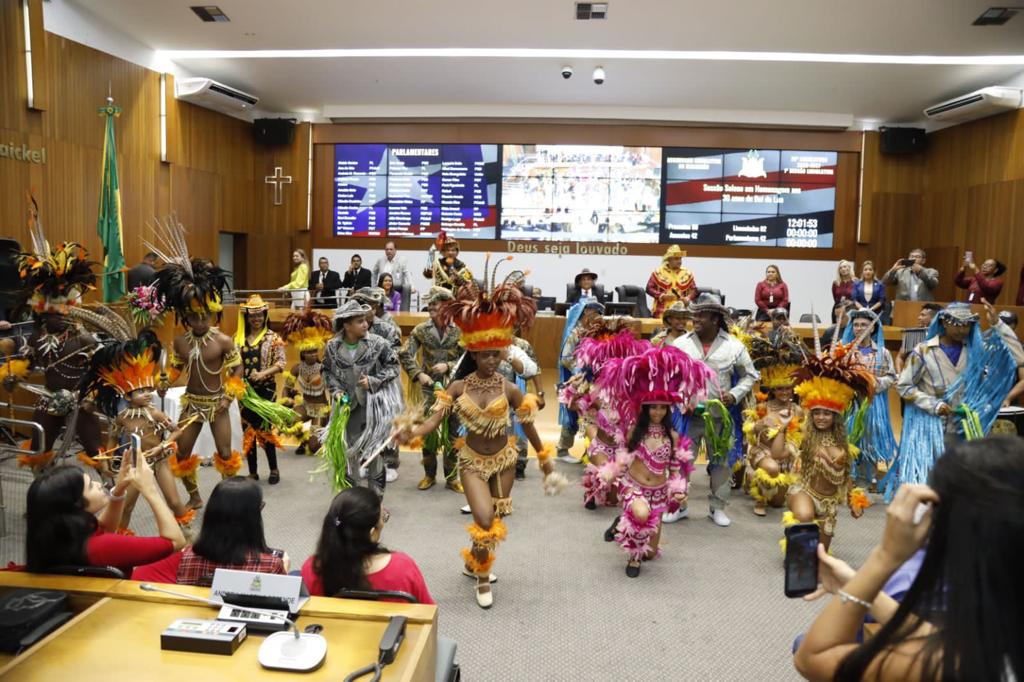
left=0, top=589, right=72, bottom=653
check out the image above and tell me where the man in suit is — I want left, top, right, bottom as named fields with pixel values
left=309, top=256, right=342, bottom=308
left=372, top=240, right=413, bottom=291
left=567, top=268, right=605, bottom=303
left=341, top=254, right=372, bottom=293
left=883, top=248, right=939, bottom=301
left=126, top=252, right=158, bottom=291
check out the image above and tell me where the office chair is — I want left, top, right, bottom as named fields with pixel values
left=695, top=287, right=725, bottom=306
left=47, top=565, right=126, bottom=579
left=393, top=284, right=412, bottom=312
left=333, top=588, right=460, bottom=682
left=614, top=285, right=652, bottom=318
left=799, top=314, right=821, bottom=323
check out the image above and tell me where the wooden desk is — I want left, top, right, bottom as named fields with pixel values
left=0, top=578, right=437, bottom=681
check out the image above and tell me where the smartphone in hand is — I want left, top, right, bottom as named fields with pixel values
left=784, top=523, right=821, bottom=598
left=900, top=259, right=915, bottom=267
left=964, top=250, right=974, bottom=263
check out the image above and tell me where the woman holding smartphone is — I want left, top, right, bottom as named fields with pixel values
left=132, top=477, right=288, bottom=585
left=954, top=255, right=1006, bottom=303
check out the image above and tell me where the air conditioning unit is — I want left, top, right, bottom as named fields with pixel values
left=923, top=86, right=1022, bottom=123
left=174, top=77, right=258, bottom=116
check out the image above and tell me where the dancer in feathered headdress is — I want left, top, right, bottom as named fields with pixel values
left=593, top=345, right=713, bottom=577
left=10, top=195, right=104, bottom=474
left=563, top=318, right=648, bottom=513
left=883, top=302, right=1016, bottom=500
left=555, top=298, right=607, bottom=463
left=840, top=310, right=897, bottom=489
left=396, top=256, right=564, bottom=609
left=83, top=323, right=195, bottom=534
left=281, top=305, right=333, bottom=455
left=150, top=215, right=242, bottom=507
left=742, top=329, right=806, bottom=517
left=785, top=339, right=875, bottom=551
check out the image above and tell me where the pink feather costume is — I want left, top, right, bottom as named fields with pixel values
left=596, top=346, right=713, bottom=564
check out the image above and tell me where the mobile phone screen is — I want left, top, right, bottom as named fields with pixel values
left=784, top=524, right=820, bottom=598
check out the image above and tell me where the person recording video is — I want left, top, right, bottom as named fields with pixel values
left=883, top=249, right=938, bottom=302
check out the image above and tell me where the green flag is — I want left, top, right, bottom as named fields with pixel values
left=97, top=100, right=126, bottom=302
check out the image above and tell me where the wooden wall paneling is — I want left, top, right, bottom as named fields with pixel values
left=0, top=0, right=28, bottom=132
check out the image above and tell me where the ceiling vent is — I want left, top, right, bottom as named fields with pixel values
left=175, top=77, right=258, bottom=116
left=190, top=6, right=230, bottom=22
left=972, top=7, right=1017, bottom=25
left=575, top=3, right=608, bottom=20
left=923, top=86, right=1022, bottom=123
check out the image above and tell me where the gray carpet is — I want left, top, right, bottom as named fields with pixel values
left=1, top=445, right=887, bottom=681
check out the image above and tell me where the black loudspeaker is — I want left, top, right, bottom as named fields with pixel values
left=879, top=127, right=927, bottom=155
left=252, top=118, right=297, bottom=146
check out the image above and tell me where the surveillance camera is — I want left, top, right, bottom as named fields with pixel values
left=561, top=66, right=574, bottom=79
left=593, top=66, right=605, bottom=85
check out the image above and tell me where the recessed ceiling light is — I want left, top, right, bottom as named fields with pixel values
left=972, top=7, right=1019, bottom=25
left=576, top=3, right=608, bottom=20
left=190, top=6, right=230, bottom=22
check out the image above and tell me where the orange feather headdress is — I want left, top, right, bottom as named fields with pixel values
left=437, top=255, right=535, bottom=351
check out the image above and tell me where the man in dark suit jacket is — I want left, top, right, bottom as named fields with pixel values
left=340, top=254, right=372, bottom=293
left=309, top=256, right=343, bottom=308
left=126, top=252, right=158, bottom=291
left=567, top=268, right=606, bottom=304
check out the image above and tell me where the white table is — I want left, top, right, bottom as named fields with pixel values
left=150, top=386, right=243, bottom=459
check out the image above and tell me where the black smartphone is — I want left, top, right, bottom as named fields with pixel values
left=900, top=258, right=915, bottom=266
left=784, top=523, right=820, bottom=598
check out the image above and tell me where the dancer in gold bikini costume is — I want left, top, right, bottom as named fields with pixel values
left=150, top=217, right=243, bottom=509
left=397, top=261, right=566, bottom=609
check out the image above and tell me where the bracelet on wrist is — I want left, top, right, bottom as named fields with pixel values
left=837, top=589, right=872, bottom=609
left=108, top=488, right=127, bottom=501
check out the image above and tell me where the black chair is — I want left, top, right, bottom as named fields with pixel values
left=799, top=314, right=821, bottom=323
left=696, top=287, right=725, bottom=306
left=614, top=285, right=652, bottom=318
left=564, top=283, right=607, bottom=305
left=535, top=296, right=556, bottom=312
left=392, top=284, right=412, bottom=312
left=333, top=588, right=460, bottom=682
left=47, top=565, right=126, bottom=579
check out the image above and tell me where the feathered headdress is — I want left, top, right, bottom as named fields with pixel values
left=746, top=330, right=805, bottom=390
left=17, top=195, right=97, bottom=314
left=147, top=215, right=230, bottom=322
left=597, top=345, right=714, bottom=420
left=793, top=342, right=874, bottom=414
left=574, top=324, right=648, bottom=377
left=438, top=255, right=535, bottom=351
left=84, top=329, right=162, bottom=417
left=282, top=304, right=333, bottom=353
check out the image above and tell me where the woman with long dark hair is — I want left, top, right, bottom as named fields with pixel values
left=26, top=460, right=185, bottom=574
left=301, top=487, right=433, bottom=604
left=131, top=477, right=287, bottom=585
left=377, top=273, right=402, bottom=312
left=794, top=437, right=1023, bottom=682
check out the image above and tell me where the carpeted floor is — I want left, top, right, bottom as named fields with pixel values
left=1, top=440, right=887, bottom=681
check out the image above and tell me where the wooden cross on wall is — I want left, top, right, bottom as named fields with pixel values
left=265, top=166, right=292, bottom=206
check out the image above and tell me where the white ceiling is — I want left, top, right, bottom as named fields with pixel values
left=65, top=0, right=1024, bottom=126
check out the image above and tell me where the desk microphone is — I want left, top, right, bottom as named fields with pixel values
left=139, top=583, right=327, bottom=671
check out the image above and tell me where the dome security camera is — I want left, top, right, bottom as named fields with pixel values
left=561, top=66, right=574, bottom=79
left=593, top=66, right=605, bottom=85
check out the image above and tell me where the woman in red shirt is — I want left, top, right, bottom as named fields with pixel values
left=26, top=459, right=185, bottom=575
left=754, top=264, right=790, bottom=321
left=132, top=477, right=288, bottom=585
left=954, top=257, right=1006, bottom=303
left=302, top=488, right=434, bottom=604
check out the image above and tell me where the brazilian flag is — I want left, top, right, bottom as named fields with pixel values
left=96, top=100, right=126, bottom=302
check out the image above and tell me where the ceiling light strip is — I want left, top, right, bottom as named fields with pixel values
left=155, top=47, right=1024, bottom=66
left=22, top=0, right=34, bottom=109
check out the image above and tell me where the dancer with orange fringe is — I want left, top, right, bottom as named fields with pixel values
left=783, top=340, right=874, bottom=552
left=281, top=306, right=333, bottom=455
left=151, top=216, right=243, bottom=508
left=397, top=259, right=567, bottom=609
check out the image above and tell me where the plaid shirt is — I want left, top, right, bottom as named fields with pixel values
left=175, top=547, right=286, bottom=587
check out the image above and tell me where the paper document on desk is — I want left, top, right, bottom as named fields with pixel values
left=211, top=569, right=310, bottom=613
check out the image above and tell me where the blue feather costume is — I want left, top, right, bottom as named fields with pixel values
left=840, top=316, right=897, bottom=485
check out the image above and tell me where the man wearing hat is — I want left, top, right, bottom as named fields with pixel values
left=651, top=301, right=691, bottom=347
left=399, top=287, right=465, bottom=491
left=322, top=300, right=403, bottom=496
left=556, top=299, right=607, bottom=463
left=646, top=245, right=697, bottom=318
left=673, top=293, right=758, bottom=527
left=568, top=268, right=605, bottom=304
left=423, top=232, right=473, bottom=291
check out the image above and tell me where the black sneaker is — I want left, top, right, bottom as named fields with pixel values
left=625, top=562, right=640, bottom=578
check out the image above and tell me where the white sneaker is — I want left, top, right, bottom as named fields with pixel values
left=555, top=454, right=579, bottom=464
left=661, top=507, right=689, bottom=524
left=385, top=468, right=398, bottom=483
left=460, top=504, right=472, bottom=514
left=709, top=509, right=732, bottom=527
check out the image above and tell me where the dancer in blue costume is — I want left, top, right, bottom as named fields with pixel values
left=883, top=302, right=1015, bottom=500
left=840, top=310, right=897, bottom=489
left=555, top=299, right=605, bottom=463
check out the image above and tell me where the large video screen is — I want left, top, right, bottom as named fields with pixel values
left=501, top=144, right=662, bottom=243
left=332, top=144, right=499, bottom=239
left=662, top=148, right=837, bottom=247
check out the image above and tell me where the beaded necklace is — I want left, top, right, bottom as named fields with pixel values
left=185, top=328, right=222, bottom=392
